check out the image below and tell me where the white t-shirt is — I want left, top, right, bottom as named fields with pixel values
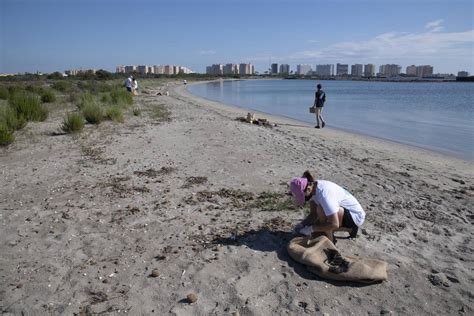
left=311, top=180, right=365, bottom=226
left=125, top=77, right=132, bottom=88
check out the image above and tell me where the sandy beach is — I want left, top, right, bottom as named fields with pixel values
left=1, top=80, right=473, bottom=315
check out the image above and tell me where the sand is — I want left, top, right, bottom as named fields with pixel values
left=1, top=80, right=473, bottom=315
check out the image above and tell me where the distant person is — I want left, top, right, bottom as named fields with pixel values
left=124, top=75, right=133, bottom=93
left=132, top=78, right=138, bottom=95
left=290, top=170, right=365, bottom=242
left=313, top=83, right=326, bottom=128
left=183, top=79, right=187, bottom=85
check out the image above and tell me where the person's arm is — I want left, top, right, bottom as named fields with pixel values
left=314, top=91, right=318, bottom=107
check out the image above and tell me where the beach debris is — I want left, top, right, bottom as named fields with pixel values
left=428, top=273, right=450, bottom=287
left=236, top=113, right=276, bottom=127
left=181, top=176, right=208, bottom=188
left=186, top=293, right=198, bottom=303
left=149, top=269, right=160, bottom=278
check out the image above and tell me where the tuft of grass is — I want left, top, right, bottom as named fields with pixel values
left=40, top=89, right=56, bottom=103
left=61, top=112, right=84, bottom=133
left=82, top=101, right=103, bottom=124
left=111, top=88, right=133, bottom=106
left=9, top=92, right=48, bottom=122
left=76, top=93, right=95, bottom=110
left=150, top=104, right=170, bottom=121
left=0, top=123, right=14, bottom=146
left=105, top=106, right=124, bottom=122
left=100, top=93, right=112, bottom=104
left=52, top=81, right=72, bottom=92
left=0, top=86, right=9, bottom=100
left=0, top=106, right=26, bottom=131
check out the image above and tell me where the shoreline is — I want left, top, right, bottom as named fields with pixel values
left=183, top=80, right=473, bottom=164
left=1, top=79, right=472, bottom=314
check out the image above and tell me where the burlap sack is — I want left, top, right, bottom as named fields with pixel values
left=288, top=236, right=388, bottom=284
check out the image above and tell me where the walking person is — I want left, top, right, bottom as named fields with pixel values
left=132, top=78, right=138, bottom=95
left=124, top=75, right=133, bottom=93
left=290, top=170, right=365, bottom=242
left=313, top=83, right=326, bottom=128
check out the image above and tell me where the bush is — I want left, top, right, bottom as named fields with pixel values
left=100, top=93, right=112, bottom=103
left=0, top=86, right=9, bottom=100
left=0, top=123, right=14, bottom=146
left=9, top=92, right=48, bottom=122
left=52, top=81, right=72, bottom=92
left=40, top=89, right=56, bottom=103
left=111, top=88, right=133, bottom=106
left=25, top=84, right=45, bottom=94
left=61, top=112, right=84, bottom=133
left=0, top=106, right=26, bottom=131
left=82, top=102, right=103, bottom=124
left=105, top=106, right=124, bottom=122
left=76, top=93, right=95, bottom=110
left=7, top=85, right=25, bottom=97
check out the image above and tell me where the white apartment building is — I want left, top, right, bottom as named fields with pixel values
left=116, top=65, right=125, bottom=73
left=296, top=64, right=312, bottom=75
left=416, top=65, right=433, bottom=77
left=153, top=65, right=165, bottom=74
left=406, top=65, right=417, bottom=76
left=124, top=65, right=136, bottom=73
left=239, top=63, right=254, bottom=75
left=315, top=64, right=334, bottom=76
left=351, top=64, right=363, bottom=77
left=379, top=64, right=401, bottom=77
left=164, top=65, right=175, bottom=75
left=207, top=64, right=224, bottom=75
left=223, top=64, right=239, bottom=75
left=364, top=64, right=375, bottom=77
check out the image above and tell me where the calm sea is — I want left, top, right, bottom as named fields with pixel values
left=187, top=79, right=474, bottom=160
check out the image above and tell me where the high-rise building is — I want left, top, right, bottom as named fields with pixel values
left=223, top=64, right=238, bottom=75
left=336, top=64, right=349, bottom=76
left=379, top=64, right=401, bottom=77
left=457, top=71, right=469, bottom=77
left=206, top=64, right=223, bottom=75
left=406, top=65, right=417, bottom=76
left=124, top=65, right=136, bottom=73
left=164, top=65, right=175, bottom=75
left=364, top=64, right=375, bottom=77
left=153, top=65, right=164, bottom=74
left=296, top=64, right=312, bottom=75
left=351, top=64, right=363, bottom=77
left=239, top=63, right=254, bottom=75
left=137, top=65, right=148, bottom=74
left=271, top=63, right=278, bottom=74
left=116, top=65, right=125, bottom=73
left=279, top=64, right=290, bottom=74
left=315, top=64, right=334, bottom=76
left=416, top=65, right=433, bottom=77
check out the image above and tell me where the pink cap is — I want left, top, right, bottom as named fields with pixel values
left=290, top=177, right=308, bottom=206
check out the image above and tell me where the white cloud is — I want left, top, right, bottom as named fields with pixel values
left=199, top=50, right=216, bottom=55
left=425, top=19, right=444, bottom=30
left=288, top=24, right=474, bottom=64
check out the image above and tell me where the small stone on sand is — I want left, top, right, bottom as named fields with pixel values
left=186, top=293, right=198, bottom=303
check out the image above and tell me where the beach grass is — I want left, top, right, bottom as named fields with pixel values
left=40, top=89, right=56, bottom=103
left=0, top=106, right=27, bottom=131
left=61, top=112, right=84, bottom=133
left=9, top=92, right=48, bottom=122
left=0, top=123, right=14, bottom=145
left=52, top=81, right=72, bottom=92
left=105, top=106, right=124, bottom=122
left=0, top=86, right=9, bottom=100
left=132, top=108, right=141, bottom=116
left=150, top=103, right=170, bottom=121
left=251, top=192, right=298, bottom=212
left=82, top=101, right=103, bottom=124
left=110, top=88, right=133, bottom=106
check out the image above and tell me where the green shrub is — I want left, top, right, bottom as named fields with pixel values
left=40, top=89, right=56, bottom=103
left=7, top=85, right=25, bottom=97
left=76, top=93, right=95, bottom=110
left=0, top=106, right=26, bottom=131
left=0, top=86, right=9, bottom=100
left=61, top=112, right=84, bottom=133
left=52, top=80, right=72, bottom=92
left=82, top=102, right=103, bottom=124
left=9, top=92, right=48, bottom=122
left=105, top=106, right=124, bottom=122
left=0, top=123, right=14, bottom=146
left=111, top=88, right=133, bottom=106
left=25, top=84, right=45, bottom=94
left=100, top=93, right=112, bottom=104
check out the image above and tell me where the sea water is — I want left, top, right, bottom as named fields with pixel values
left=187, top=79, right=474, bottom=160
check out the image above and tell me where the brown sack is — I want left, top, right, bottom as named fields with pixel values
left=287, top=236, right=388, bottom=284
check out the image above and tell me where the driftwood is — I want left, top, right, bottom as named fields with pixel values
left=236, top=112, right=276, bottom=128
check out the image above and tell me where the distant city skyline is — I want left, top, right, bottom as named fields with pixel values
left=1, top=0, right=473, bottom=74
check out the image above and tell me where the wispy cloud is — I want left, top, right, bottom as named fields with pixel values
left=425, top=19, right=444, bottom=32
left=199, top=50, right=216, bottom=55
left=288, top=22, right=473, bottom=62
left=307, top=39, right=319, bottom=44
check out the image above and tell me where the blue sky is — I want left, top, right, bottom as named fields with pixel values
left=1, top=0, right=473, bottom=74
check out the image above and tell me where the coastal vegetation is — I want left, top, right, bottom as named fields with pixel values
left=61, top=112, right=84, bottom=133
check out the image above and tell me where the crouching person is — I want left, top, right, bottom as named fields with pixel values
left=290, top=171, right=365, bottom=242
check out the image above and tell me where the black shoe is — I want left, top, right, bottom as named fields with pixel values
left=349, top=226, right=358, bottom=239
left=315, top=125, right=320, bottom=129
left=322, top=122, right=326, bottom=128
